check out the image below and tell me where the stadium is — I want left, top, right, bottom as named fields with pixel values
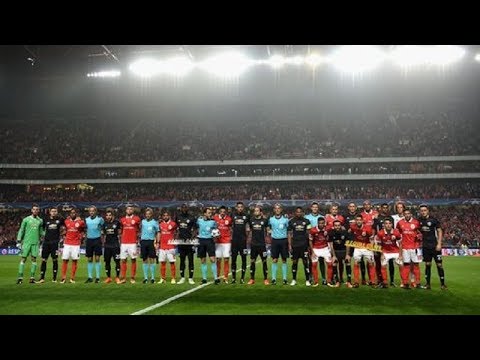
left=0, top=45, right=479, bottom=314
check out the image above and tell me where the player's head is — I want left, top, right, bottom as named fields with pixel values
left=419, top=204, right=429, bottom=218
left=180, top=203, right=189, bottom=214
left=355, top=214, right=363, bottom=226
left=348, top=202, right=357, bottom=213
left=236, top=202, right=244, bottom=213
left=403, top=208, right=412, bottom=221
left=317, top=217, right=326, bottom=229
left=363, top=200, right=372, bottom=211
left=126, top=205, right=134, bottom=216
left=395, top=201, right=405, bottom=215
left=310, top=202, right=319, bottom=214
left=203, top=208, right=212, bottom=219
left=161, top=209, right=170, bottom=221
left=145, top=207, right=153, bottom=220
left=329, top=204, right=339, bottom=216
left=49, top=206, right=58, bottom=217
left=294, top=206, right=303, bottom=218
left=384, top=217, right=393, bottom=231
left=69, top=208, right=77, bottom=219
left=380, top=203, right=389, bottom=215
left=273, top=203, right=283, bottom=216
left=105, top=208, right=114, bottom=222
left=218, top=205, right=227, bottom=217
left=88, top=205, right=97, bottom=217
left=31, top=203, right=40, bottom=217
left=253, top=206, right=262, bottom=217
left=333, top=219, right=342, bottom=231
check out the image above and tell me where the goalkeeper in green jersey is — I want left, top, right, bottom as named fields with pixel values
left=16, top=204, right=45, bottom=284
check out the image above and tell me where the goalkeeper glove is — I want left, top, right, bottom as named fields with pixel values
left=16, top=241, right=22, bottom=250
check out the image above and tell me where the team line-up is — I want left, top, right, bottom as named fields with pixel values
left=14, top=201, right=447, bottom=290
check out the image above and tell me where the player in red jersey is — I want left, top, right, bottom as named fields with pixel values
left=309, top=217, right=333, bottom=287
left=325, top=204, right=345, bottom=232
left=346, top=214, right=376, bottom=287
left=119, top=205, right=141, bottom=284
left=213, top=206, right=232, bottom=283
left=359, top=200, right=378, bottom=284
left=157, top=210, right=178, bottom=284
left=60, top=208, right=85, bottom=284
left=396, top=208, right=422, bottom=289
left=375, top=217, right=402, bottom=288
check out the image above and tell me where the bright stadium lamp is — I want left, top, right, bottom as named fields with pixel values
left=390, top=45, right=430, bottom=67
left=87, top=70, right=121, bottom=78
left=266, top=55, right=287, bottom=69
left=329, top=45, right=386, bottom=74
left=428, top=45, right=465, bottom=66
left=305, top=54, right=323, bottom=67
left=129, top=58, right=162, bottom=78
left=476, top=53, right=480, bottom=62
left=199, top=52, right=254, bottom=77
left=159, top=56, right=195, bottom=76
left=286, top=56, right=305, bottom=65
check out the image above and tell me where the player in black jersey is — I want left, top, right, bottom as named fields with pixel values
left=102, top=209, right=122, bottom=284
left=418, top=205, right=447, bottom=290
left=231, top=202, right=250, bottom=284
left=37, top=207, right=65, bottom=283
left=288, top=207, right=312, bottom=286
left=175, top=204, right=198, bottom=285
left=247, top=206, right=269, bottom=285
left=328, top=220, right=353, bottom=287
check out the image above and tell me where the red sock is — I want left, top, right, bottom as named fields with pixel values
left=120, top=262, right=126, bottom=279
left=216, top=259, right=221, bottom=278
left=354, top=263, right=360, bottom=284
left=381, top=267, right=388, bottom=284
left=312, top=262, right=318, bottom=283
left=368, top=263, right=376, bottom=284
left=61, top=260, right=68, bottom=279
left=170, top=263, right=176, bottom=279
left=327, top=263, right=333, bottom=283
left=224, top=260, right=229, bottom=279
left=401, top=265, right=409, bottom=285
left=413, top=263, right=421, bottom=284
left=161, top=262, right=166, bottom=278
left=71, top=261, right=78, bottom=279
left=131, top=261, right=136, bottom=278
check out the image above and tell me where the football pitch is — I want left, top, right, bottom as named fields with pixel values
left=0, top=256, right=479, bottom=315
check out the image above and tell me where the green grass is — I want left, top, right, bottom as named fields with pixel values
left=0, top=256, right=479, bottom=314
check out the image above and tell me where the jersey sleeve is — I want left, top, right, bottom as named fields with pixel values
left=17, top=218, right=27, bottom=241
left=305, top=219, right=312, bottom=229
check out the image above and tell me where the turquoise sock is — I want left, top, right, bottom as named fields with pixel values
left=201, top=263, right=207, bottom=279
left=150, top=263, right=156, bottom=280
left=282, top=263, right=287, bottom=280
left=95, top=262, right=101, bottom=278
left=87, top=262, right=93, bottom=279
left=143, top=263, right=149, bottom=279
left=210, top=262, right=217, bottom=280
left=271, top=262, right=277, bottom=280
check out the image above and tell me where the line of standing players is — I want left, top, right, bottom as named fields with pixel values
left=16, top=200, right=446, bottom=289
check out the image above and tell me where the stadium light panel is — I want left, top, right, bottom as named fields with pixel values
left=158, top=56, right=195, bottom=76
left=305, top=54, right=323, bottom=67
left=329, top=45, right=386, bottom=74
left=199, top=52, right=254, bottom=77
left=428, top=45, right=465, bottom=66
left=266, top=55, right=287, bottom=69
left=129, top=58, right=162, bottom=78
left=286, top=56, right=305, bottom=65
left=476, top=54, right=480, bottom=62
left=86, top=70, right=121, bottom=78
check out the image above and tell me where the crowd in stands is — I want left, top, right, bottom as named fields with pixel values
left=1, top=106, right=478, bottom=164
left=2, top=161, right=479, bottom=180
left=1, top=181, right=478, bottom=203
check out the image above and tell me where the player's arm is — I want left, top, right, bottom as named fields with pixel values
left=345, top=231, right=353, bottom=262
left=16, top=218, right=27, bottom=247
left=436, top=223, right=443, bottom=252
left=287, top=220, right=293, bottom=252
left=328, top=234, right=336, bottom=263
